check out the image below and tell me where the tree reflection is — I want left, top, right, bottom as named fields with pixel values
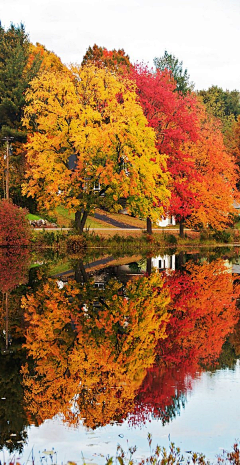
left=131, top=259, right=240, bottom=425
left=0, top=248, right=30, bottom=351
left=5, top=254, right=239, bottom=438
left=161, top=259, right=239, bottom=368
left=22, top=270, right=170, bottom=428
left=0, top=248, right=31, bottom=453
left=0, top=247, right=30, bottom=293
left=0, top=353, right=28, bottom=453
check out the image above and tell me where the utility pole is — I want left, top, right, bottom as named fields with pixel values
left=3, top=136, right=13, bottom=200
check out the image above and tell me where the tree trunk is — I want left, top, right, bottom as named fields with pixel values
left=147, top=217, right=153, bottom=235
left=146, top=257, right=152, bottom=275
left=179, top=219, right=184, bottom=238
left=75, top=259, right=88, bottom=283
left=177, top=251, right=186, bottom=270
left=75, top=210, right=88, bottom=234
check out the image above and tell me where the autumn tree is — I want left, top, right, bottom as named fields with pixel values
left=184, top=114, right=239, bottom=230
left=131, top=64, right=201, bottom=235
left=232, top=115, right=240, bottom=171
left=82, top=44, right=131, bottom=72
left=131, top=362, right=194, bottom=427
left=131, top=65, right=239, bottom=235
left=22, top=64, right=170, bottom=233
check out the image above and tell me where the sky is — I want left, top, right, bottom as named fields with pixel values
left=0, top=0, right=239, bottom=91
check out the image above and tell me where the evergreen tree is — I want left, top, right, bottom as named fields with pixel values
left=154, top=50, right=193, bottom=95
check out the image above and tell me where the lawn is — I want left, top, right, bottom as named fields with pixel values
left=26, top=213, right=43, bottom=221
left=54, top=206, right=115, bottom=228
left=27, top=206, right=176, bottom=230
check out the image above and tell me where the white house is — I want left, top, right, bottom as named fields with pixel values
left=157, top=216, right=176, bottom=227
left=152, top=254, right=176, bottom=271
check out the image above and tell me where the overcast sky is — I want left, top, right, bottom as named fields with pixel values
left=0, top=0, right=239, bottom=91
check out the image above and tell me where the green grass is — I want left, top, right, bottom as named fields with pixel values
left=27, top=213, right=43, bottom=221
left=56, top=205, right=74, bottom=220
left=48, top=261, right=72, bottom=275
left=234, top=220, right=240, bottom=229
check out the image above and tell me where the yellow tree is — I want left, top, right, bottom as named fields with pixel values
left=22, top=64, right=170, bottom=232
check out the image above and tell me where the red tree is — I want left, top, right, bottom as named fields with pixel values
left=81, top=44, right=131, bottom=72
left=130, top=65, right=201, bottom=235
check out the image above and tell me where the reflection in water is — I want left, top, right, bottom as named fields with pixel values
left=0, top=353, right=28, bottom=453
left=0, top=248, right=30, bottom=353
left=22, top=270, right=170, bottom=428
left=0, top=248, right=31, bottom=452
left=131, top=259, right=240, bottom=426
left=0, top=248, right=30, bottom=293
left=0, top=251, right=240, bottom=457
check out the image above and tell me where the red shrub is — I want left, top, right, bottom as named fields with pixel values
left=0, top=200, right=31, bottom=246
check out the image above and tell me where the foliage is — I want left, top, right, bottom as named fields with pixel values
left=184, top=114, right=239, bottom=230
left=82, top=44, right=131, bottom=72
left=0, top=24, right=66, bottom=208
left=0, top=200, right=31, bottom=245
left=162, top=259, right=239, bottom=367
left=131, top=64, right=239, bottom=233
left=22, top=64, right=170, bottom=232
left=131, top=64, right=200, bottom=228
left=198, top=86, right=240, bottom=148
left=232, top=115, right=240, bottom=169
left=126, top=258, right=240, bottom=428
left=0, top=23, right=42, bottom=141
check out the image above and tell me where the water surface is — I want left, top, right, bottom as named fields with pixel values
left=1, top=248, right=240, bottom=463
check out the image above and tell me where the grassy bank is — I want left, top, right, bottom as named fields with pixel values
left=29, top=226, right=240, bottom=253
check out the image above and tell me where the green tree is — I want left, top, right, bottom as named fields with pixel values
left=0, top=23, right=42, bottom=141
left=0, top=23, right=43, bottom=206
left=198, top=86, right=240, bottom=150
left=153, top=51, right=193, bottom=94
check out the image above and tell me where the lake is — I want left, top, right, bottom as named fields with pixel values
left=1, top=247, right=240, bottom=464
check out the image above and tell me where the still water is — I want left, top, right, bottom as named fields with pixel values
left=1, top=247, right=240, bottom=463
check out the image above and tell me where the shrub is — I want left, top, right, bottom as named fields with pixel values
left=166, top=233, right=178, bottom=245
left=200, top=229, right=211, bottom=241
left=67, top=235, right=87, bottom=253
left=0, top=200, right=31, bottom=246
left=213, top=230, right=233, bottom=243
